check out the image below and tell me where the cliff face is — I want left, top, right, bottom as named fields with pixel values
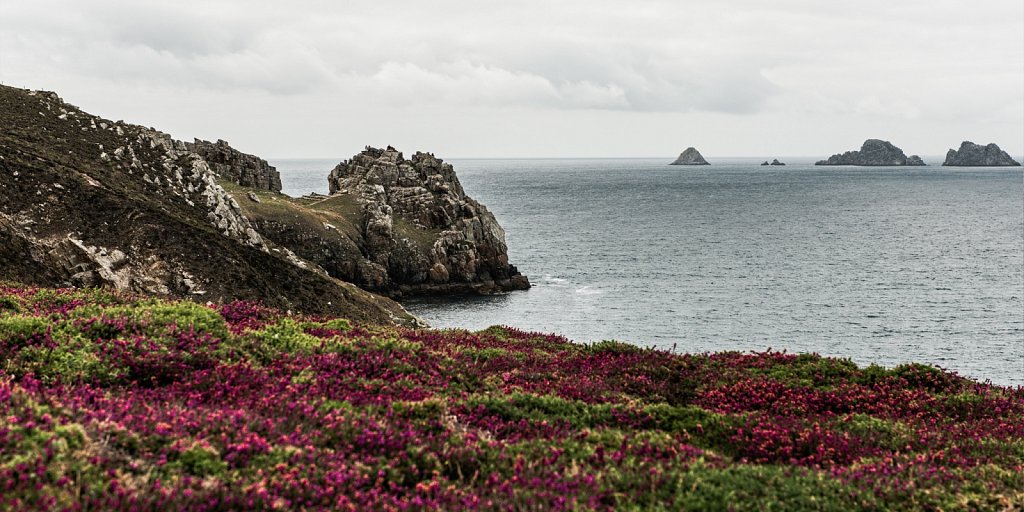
left=816, top=139, right=926, bottom=166
left=943, top=141, right=1021, bottom=166
left=189, top=138, right=283, bottom=191
left=670, top=147, right=709, bottom=165
left=320, top=146, right=530, bottom=296
left=0, top=85, right=416, bottom=325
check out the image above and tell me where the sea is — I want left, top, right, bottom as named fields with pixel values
left=271, top=157, right=1024, bottom=387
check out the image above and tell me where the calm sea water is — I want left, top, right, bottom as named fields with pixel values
left=272, top=157, right=1024, bottom=386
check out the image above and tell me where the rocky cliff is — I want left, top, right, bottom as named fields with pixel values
left=312, top=146, right=530, bottom=296
left=0, top=85, right=415, bottom=325
left=943, top=141, right=1021, bottom=166
left=670, top=147, right=709, bottom=165
left=816, top=139, right=926, bottom=166
left=188, top=138, right=283, bottom=191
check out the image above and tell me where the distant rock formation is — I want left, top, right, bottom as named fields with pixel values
left=671, top=147, right=709, bottom=165
left=943, top=141, right=1021, bottom=166
left=313, top=146, right=530, bottom=296
left=189, top=139, right=283, bottom=192
left=816, top=139, right=926, bottom=166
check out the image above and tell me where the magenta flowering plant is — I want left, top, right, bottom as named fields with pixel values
left=0, top=286, right=1022, bottom=510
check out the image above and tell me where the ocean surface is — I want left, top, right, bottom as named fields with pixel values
left=271, top=157, right=1024, bottom=386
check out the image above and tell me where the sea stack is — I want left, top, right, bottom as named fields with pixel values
left=816, top=139, right=926, bottom=166
left=943, top=141, right=1021, bottom=166
left=671, top=147, right=709, bottom=165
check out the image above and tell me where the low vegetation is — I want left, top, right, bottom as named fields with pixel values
left=1, top=284, right=1022, bottom=510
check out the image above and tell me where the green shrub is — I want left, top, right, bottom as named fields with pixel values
left=177, top=446, right=227, bottom=477
left=0, top=314, right=50, bottom=350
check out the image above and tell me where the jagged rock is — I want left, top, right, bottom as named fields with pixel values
left=943, top=141, right=1021, bottom=166
left=670, top=147, right=710, bottom=165
left=247, top=191, right=261, bottom=203
left=321, top=146, right=530, bottom=296
left=760, top=161, right=770, bottom=166
left=816, top=139, right=926, bottom=166
left=770, top=159, right=786, bottom=166
left=188, top=139, right=283, bottom=192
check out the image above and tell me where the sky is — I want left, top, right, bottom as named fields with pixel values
left=1, top=0, right=1021, bottom=159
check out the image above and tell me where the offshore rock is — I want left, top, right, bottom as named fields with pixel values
left=323, top=146, right=530, bottom=296
left=942, top=141, right=1021, bottom=166
left=816, top=139, right=926, bottom=166
left=188, top=138, right=283, bottom=192
left=670, top=147, right=710, bottom=165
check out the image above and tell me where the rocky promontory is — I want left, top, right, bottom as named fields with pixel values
left=0, top=85, right=416, bottom=325
left=670, top=147, right=709, bottom=165
left=188, top=138, right=283, bottom=191
left=816, top=139, right=926, bottom=166
left=942, top=141, right=1021, bottom=166
left=320, top=146, right=530, bottom=296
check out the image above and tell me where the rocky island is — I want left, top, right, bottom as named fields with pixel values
left=670, top=147, right=709, bottom=165
left=816, top=139, right=926, bottom=166
left=761, top=159, right=786, bottom=166
left=943, top=141, right=1021, bottom=166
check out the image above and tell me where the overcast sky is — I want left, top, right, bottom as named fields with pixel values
left=1, top=0, right=1021, bottom=158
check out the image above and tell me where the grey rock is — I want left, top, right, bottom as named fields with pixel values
left=247, top=191, right=261, bottom=203
left=670, top=147, right=709, bottom=165
left=770, top=159, right=786, bottom=166
left=188, top=139, right=283, bottom=192
left=816, top=139, right=926, bottom=166
left=942, top=141, right=1021, bottom=166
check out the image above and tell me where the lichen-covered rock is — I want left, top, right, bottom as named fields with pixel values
left=188, top=139, right=283, bottom=191
left=670, top=147, right=710, bottom=165
left=326, top=146, right=529, bottom=296
left=943, top=141, right=1021, bottom=166
left=816, top=139, right=926, bottom=166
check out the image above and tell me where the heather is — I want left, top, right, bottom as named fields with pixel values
left=1, top=285, right=1022, bottom=511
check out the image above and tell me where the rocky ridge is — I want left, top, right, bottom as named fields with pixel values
left=670, top=147, right=709, bottom=165
left=943, top=141, right=1021, bottom=166
left=816, top=139, right=925, bottom=166
left=0, top=85, right=416, bottom=325
left=189, top=138, right=283, bottom=191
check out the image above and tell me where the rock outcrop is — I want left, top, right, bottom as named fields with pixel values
left=943, top=141, right=1021, bottom=166
left=313, top=146, right=530, bottom=296
left=189, top=138, right=283, bottom=192
left=760, top=159, right=785, bottom=166
left=0, top=85, right=417, bottom=325
left=670, top=147, right=710, bottom=165
left=816, top=139, right=926, bottom=166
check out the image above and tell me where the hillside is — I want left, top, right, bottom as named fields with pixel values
left=1, top=285, right=1021, bottom=510
left=0, top=85, right=413, bottom=325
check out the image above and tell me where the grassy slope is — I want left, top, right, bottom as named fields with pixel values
left=1, top=285, right=1021, bottom=511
